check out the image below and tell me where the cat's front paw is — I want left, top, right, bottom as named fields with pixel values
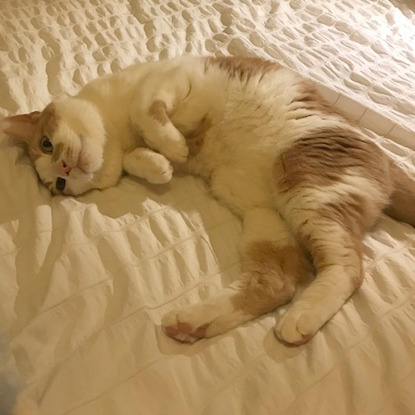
left=146, top=128, right=189, bottom=163
left=146, top=160, right=173, bottom=184
left=123, top=148, right=173, bottom=184
left=274, top=306, right=321, bottom=346
left=162, top=134, right=189, bottom=163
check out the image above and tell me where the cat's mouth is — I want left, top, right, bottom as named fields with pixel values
left=56, top=177, right=66, bottom=192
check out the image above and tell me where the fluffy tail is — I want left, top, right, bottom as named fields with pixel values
left=385, top=161, right=415, bottom=226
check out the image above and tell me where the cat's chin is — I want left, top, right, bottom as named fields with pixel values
left=63, top=170, right=95, bottom=195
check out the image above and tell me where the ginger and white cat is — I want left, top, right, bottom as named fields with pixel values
left=2, top=56, right=415, bottom=345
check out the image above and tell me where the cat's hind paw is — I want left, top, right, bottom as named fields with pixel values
left=162, top=309, right=209, bottom=343
left=161, top=294, right=254, bottom=343
left=274, top=307, right=320, bottom=346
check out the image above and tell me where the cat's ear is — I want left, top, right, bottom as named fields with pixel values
left=0, top=111, right=41, bottom=142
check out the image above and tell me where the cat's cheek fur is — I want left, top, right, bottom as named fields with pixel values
left=34, top=156, right=57, bottom=191
left=64, top=170, right=95, bottom=195
left=34, top=156, right=96, bottom=195
left=50, top=98, right=106, bottom=174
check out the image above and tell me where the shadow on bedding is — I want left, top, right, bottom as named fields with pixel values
left=0, top=333, right=38, bottom=415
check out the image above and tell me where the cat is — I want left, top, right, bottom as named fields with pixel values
left=2, top=56, right=415, bottom=345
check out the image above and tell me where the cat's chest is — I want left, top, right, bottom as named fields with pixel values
left=105, top=114, right=137, bottom=150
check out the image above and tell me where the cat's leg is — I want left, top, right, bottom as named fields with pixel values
left=270, top=128, right=394, bottom=345
left=129, top=71, right=190, bottom=163
left=162, top=208, right=311, bottom=343
left=123, top=148, right=173, bottom=184
left=274, top=213, right=364, bottom=346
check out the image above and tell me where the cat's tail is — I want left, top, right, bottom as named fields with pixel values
left=385, top=161, right=415, bottom=226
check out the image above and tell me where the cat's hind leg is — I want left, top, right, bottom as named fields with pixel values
left=162, top=208, right=311, bottom=342
left=274, top=217, right=364, bottom=345
left=272, top=129, right=392, bottom=345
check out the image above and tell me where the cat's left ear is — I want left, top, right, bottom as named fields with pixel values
left=0, top=111, right=41, bottom=142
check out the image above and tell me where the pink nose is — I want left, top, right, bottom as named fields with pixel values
left=57, top=161, right=73, bottom=176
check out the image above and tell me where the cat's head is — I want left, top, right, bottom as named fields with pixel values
left=1, top=98, right=106, bottom=195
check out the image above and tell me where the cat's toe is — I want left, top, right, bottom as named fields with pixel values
left=163, top=140, right=188, bottom=163
left=157, top=129, right=189, bottom=163
left=274, top=308, right=318, bottom=346
left=162, top=310, right=209, bottom=343
left=147, top=162, right=173, bottom=184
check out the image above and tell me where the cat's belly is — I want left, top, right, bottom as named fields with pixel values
left=182, top=125, right=281, bottom=215
left=209, top=159, right=275, bottom=216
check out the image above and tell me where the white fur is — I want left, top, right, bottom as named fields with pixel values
left=32, top=98, right=107, bottom=194
left=162, top=284, right=255, bottom=343
left=275, top=267, right=355, bottom=344
left=28, top=57, right=315, bottom=197
left=3, top=56, right=399, bottom=345
left=123, top=148, right=173, bottom=184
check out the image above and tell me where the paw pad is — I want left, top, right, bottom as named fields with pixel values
left=163, top=322, right=209, bottom=343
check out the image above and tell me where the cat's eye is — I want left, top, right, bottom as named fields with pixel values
left=40, top=136, right=53, bottom=154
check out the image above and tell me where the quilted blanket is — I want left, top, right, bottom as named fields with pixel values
left=0, top=1, right=415, bottom=414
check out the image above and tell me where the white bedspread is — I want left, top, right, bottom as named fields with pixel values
left=0, top=1, right=415, bottom=414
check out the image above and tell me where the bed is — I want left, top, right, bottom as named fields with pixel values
left=1, top=1, right=415, bottom=414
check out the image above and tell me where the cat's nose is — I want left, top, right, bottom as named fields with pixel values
left=57, top=160, right=73, bottom=176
